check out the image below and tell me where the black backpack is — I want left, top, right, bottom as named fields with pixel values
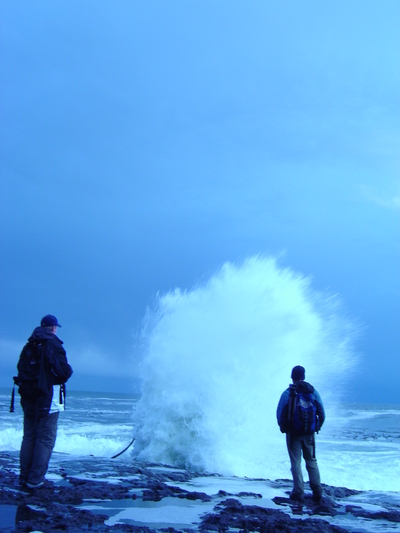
left=12, top=341, right=51, bottom=405
left=288, top=385, right=317, bottom=435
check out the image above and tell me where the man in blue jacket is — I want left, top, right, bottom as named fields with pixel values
left=277, top=365, right=325, bottom=502
left=16, top=315, right=73, bottom=489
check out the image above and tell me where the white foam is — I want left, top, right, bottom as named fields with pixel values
left=132, top=256, right=356, bottom=480
left=0, top=427, right=23, bottom=451
left=54, top=427, right=129, bottom=457
left=344, top=409, right=400, bottom=421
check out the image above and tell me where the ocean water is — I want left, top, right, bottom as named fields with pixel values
left=2, top=257, right=398, bottom=494
left=0, top=389, right=399, bottom=493
left=0, top=389, right=138, bottom=458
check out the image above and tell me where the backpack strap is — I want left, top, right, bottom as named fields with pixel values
left=36, top=341, right=50, bottom=394
left=59, top=383, right=66, bottom=408
left=288, top=385, right=297, bottom=422
left=10, top=382, right=16, bottom=413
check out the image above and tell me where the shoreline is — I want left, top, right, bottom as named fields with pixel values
left=1, top=451, right=400, bottom=533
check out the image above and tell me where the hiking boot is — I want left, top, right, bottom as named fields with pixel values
left=312, top=492, right=323, bottom=503
left=289, top=492, right=304, bottom=502
left=26, top=481, right=44, bottom=489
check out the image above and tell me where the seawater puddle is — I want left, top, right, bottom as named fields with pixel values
left=165, top=475, right=286, bottom=503
left=69, top=472, right=125, bottom=484
left=322, top=513, right=400, bottom=533
left=79, top=497, right=215, bottom=528
left=0, top=505, right=17, bottom=532
left=1, top=503, right=49, bottom=533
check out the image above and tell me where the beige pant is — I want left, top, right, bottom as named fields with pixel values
left=286, top=432, right=322, bottom=497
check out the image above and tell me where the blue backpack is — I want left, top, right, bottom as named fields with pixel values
left=289, top=386, right=317, bottom=435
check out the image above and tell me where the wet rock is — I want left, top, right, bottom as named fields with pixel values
left=179, top=490, right=211, bottom=502
left=321, top=485, right=361, bottom=498
left=142, top=480, right=211, bottom=502
left=346, top=505, right=400, bottom=523
left=200, top=498, right=348, bottom=532
left=1, top=451, right=400, bottom=533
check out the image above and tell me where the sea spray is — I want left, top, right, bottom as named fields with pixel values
left=132, top=256, right=356, bottom=478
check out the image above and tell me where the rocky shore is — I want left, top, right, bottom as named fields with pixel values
left=1, top=451, right=399, bottom=533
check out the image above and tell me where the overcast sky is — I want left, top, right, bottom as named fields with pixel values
left=1, top=1, right=399, bottom=403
